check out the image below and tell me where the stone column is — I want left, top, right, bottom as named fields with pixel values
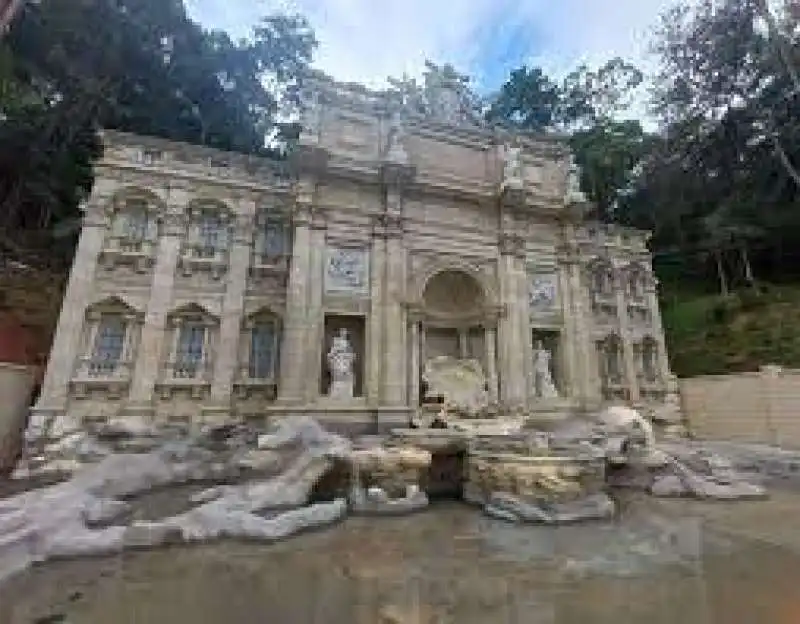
left=367, top=219, right=386, bottom=406
left=277, top=186, right=314, bottom=404
left=615, top=276, right=640, bottom=403
left=562, top=233, right=600, bottom=408
left=458, top=330, right=469, bottom=360
left=32, top=183, right=116, bottom=436
left=380, top=195, right=410, bottom=408
left=124, top=186, right=189, bottom=422
left=204, top=199, right=256, bottom=422
left=409, top=319, right=420, bottom=407
left=517, top=257, right=534, bottom=406
left=646, top=278, right=672, bottom=383
left=497, top=234, right=527, bottom=407
left=556, top=257, right=578, bottom=399
left=303, top=211, right=327, bottom=402
left=485, top=325, right=498, bottom=403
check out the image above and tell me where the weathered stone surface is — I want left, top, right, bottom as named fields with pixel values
left=123, top=522, right=184, bottom=549
left=351, top=490, right=429, bottom=516
left=0, top=416, right=354, bottom=583
left=485, top=491, right=615, bottom=525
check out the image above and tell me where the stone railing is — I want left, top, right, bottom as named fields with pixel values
left=70, top=357, right=133, bottom=399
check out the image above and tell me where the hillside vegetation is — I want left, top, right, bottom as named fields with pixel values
left=663, top=285, right=800, bottom=378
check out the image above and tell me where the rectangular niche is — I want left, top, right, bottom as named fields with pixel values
left=321, top=314, right=366, bottom=397
left=531, top=328, right=562, bottom=393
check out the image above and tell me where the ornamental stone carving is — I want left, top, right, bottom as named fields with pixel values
left=325, top=246, right=369, bottom=296
left=529, top=274, right=558, bottom=311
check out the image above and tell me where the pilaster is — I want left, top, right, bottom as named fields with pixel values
left=485, top=326, right=498, bottom=403
left=409, top=319, right=420, bottom=408
left=277, top=183, right=315, bottom=403
left=367, top=218, right=386, bottom=406
left=497, top=232, right=527, bottom=407
left=32, top=190, right=112, bottom=436
left=303, top=208, right=327, bottom=402
left=563, top=236, right=600, bottom=409
left=556, top=249, right=579, bottom=400
left=646, top=278, right=672, bottom=384
left=124, top=186, right=188, bottom=421
left=616, top=275, right=640, bottom=403
left=381, top=212, right=408, bottom=406
left=204, top=199, right=256, bottom=422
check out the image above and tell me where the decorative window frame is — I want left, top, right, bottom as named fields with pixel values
left=586, top=259, right=617, bottom=312
left=634, top=336, right=661, bottom=387
left=250, top=208, right=291, bottom=276
left=597, top=334, right=626, bottom=400
left=234, top=309, right=282, bottom=399
left=100, top=192, right=161, bottom=273
left=71, top=298, right=144, bottom=399
left=179, top=201, right=232, bottom=280
left=157, top=303, right=219, bottom=399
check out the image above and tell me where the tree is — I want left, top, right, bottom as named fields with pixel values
left=485, top=66, right=560, bottom=131
left=0, top=0, right=316, bottom=261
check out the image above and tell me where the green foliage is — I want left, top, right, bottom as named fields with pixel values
left=0, top=0, right=316, bottom=263
left=663, top=287, right=800, bottom=376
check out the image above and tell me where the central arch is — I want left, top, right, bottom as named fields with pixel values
left=411, top=268, right=499, bottom=409
left=421, top=269, right=487, bottom=318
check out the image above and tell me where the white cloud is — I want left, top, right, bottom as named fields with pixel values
left=186, top=0, right=682, bottom=122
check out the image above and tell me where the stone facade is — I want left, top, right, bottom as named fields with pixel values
left=31, top=71, right=674, bottom=435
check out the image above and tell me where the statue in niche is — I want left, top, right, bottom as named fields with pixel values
left=385, top=109, right=409, bottom=164
left=565, top=155, right=587, bottom=204
left=327, top=328, right=356, bottom=399
left=533, top=340, right=559, bottom=399
left=502, top=143, right=524, bottom=189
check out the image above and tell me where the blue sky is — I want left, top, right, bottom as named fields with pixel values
left=186, top=0, right=682, bottom=122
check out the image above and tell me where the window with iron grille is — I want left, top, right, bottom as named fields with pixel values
left=175, top=323, right=205, bottom=378
left=90, top=316, right=126, bottom=376
left=197, top=214, right=225, bottom=258
left=259, top=218, right=286, bottom=263
left=249, top=322, right=277, bottom=379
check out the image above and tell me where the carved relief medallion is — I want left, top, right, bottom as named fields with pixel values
left=325, top=247, right=369, bottom=296
left=529, top=274, right=558, bottom=310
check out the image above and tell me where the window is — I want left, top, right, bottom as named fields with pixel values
left=90, top=316, right=126, bottom=376
left=642, top=339, right=658, bottom=383
left=598, top=336, right=622, bottom=385
left=196, top=213, right=226, bottom=258
left=249, top=322, right=277, bottom=379
left=175, top=323, right=205, bottom=378
left=259, top=219, right=286, bottom=262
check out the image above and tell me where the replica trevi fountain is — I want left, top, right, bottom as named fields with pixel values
left=0, top=67, right=776, bottom=588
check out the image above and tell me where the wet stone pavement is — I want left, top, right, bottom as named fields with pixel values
left=4, top=493, right=800, bottom=623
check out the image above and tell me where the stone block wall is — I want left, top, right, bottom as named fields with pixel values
left=681, top=365, right=800, bottom=447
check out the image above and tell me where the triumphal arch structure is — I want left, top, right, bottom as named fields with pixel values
left=31, top=68, right=675, bottom=435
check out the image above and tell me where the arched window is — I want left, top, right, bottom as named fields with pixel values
left=102, top=189, right=161, bottom=271
left=181, top=200, right=232, bottom=278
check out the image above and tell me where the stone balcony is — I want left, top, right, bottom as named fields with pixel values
left=70, top=357, right=133, bottom=399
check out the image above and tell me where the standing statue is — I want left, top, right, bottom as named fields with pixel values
left=565, top=155, right=586, bottom=204
left=327, top=328, right=356, bottom=399
left=533, top=340, right=559, bottom=399
left=502, top=144, right=523, bottom=189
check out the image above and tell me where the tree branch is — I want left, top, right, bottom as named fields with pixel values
left=774, top=136, right=800, bottom=187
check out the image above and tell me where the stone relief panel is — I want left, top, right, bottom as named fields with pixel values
left=528, top=273, right=559, bottom=312
left=324, top=246, right=369, bottom=296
